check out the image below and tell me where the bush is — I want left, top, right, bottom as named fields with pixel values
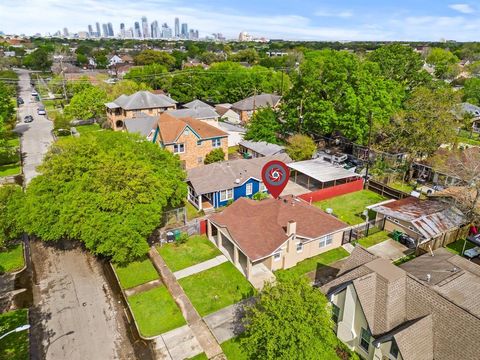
left=286, top=134, right=316, bottom=161
left=175, top=232, right=189, bottom=245
left=204, top=148, right=225, bottom=164
left=252, top=192, right=269, bottom=201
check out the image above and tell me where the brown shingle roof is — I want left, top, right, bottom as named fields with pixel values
left=157, top=113, right=227, bottom=144
left=209, top=196, right=349, bottom=261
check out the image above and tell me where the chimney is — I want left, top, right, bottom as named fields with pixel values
left=287, top=220, right=296, bottom=236
left=426, top=274, right=431, bottom=283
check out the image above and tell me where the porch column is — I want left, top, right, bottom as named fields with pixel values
left=216, top=231, right=222, bottom=248
left=198, top=195, right=202, bottom=211
left=233, top=246, right=239, bottom=266
left=246, top=259, right=252, bottom=279
left=207, top=221, right=212, bottom=239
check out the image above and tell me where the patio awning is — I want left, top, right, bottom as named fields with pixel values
left=287, top=159, right=360, bottom=183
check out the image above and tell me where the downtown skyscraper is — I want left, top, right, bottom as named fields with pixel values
left=141, top=16, right=149, bottom=38
left=174, top=17, right=180, bottom=38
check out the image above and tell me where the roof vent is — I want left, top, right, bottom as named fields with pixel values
left=426, top=274, right=431, bottom=283
left=235, top=178, right=240, bottom=184
left=452, top=267, right=458, bottom=272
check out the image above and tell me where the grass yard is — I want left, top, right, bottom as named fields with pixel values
left=128, top=286, right=185, bottom=337
left=393, top=254, right=417, bottom=266
left=76, top=124, right=102, bottom=135
left=221, top=337, right=248, bottom=360
left=0, top=163, right=21, bottom=177
left=314, top=190, right=386, bottom=225
left=179, top=262, right=254, bottom=316
left=457, top=129, right=480, bottom=147
left=6, top=136, right=20, bottom=148
left=446, top=239, right=475, bottom=255
left=356, top=230, right=390, bottom=248
left=0, top=309, right=29, bottom=360
left=186, top=201, right=204, bottom=221
left=387, top=181, right=416, bottom=194
left=157, top=235, right=221, bottom=272
left=189, top=353, right=208, bottom=360
left=113, top=258, right=159, bottom=289
left=276, top=247, right=349, bottom=281
left=0, top=244, right=25, bottom=274
left=228, top=145, right=239, bottom=155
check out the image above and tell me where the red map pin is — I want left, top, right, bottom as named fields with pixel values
left=261, top=160, right=290, bottom=199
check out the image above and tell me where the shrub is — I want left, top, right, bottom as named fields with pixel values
left=204, top=148, right=226, bottom=164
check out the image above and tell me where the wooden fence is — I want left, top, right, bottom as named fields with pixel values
left=366, top=179, right=410, bottom=200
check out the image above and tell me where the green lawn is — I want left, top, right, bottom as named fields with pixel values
left=276, top=247, right=349, bottom=281
left=127, top=286, right=185, bottom=337
left=446, top=239, right=475, bottom=255
left=457, top=129, right=480, bottom=146
left=113, top=258, right=159, bottom=289
left=0, top=309, right=29, bottom=360
left=221, top=337, right=248, bottom=360
left=6, top=136, right=20, bottom=148
left=356, top=230, right=390, bottom=248
left=76, top=124, right=101, bottom=135
left=189, top=353, right=208, bottom=360
left=157, top=235, right=221, bottom=272
left=0, top=163, right=21, bottom=177
left=0, top=244, right=25, bottom=274
left=393, top=254, right=417, bottom=266
left=387, top=181, right=415, bottom=194
left=314, top=190, right=386, bottom=225
left=186, top=201, right=204, bottom=221
left=179, top=262, right=254, bottom=316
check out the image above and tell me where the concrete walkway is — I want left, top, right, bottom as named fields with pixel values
left=174, top=255, right=228, bottom=280
left=153, top=325, right=203, bottom=360
left=342, top=243, right=355, bottom=254
left=149, top=246, right=225, bottom=360
left=124, top=278, right=162, bottom=297
left=368, top=239, right=411, bottom=261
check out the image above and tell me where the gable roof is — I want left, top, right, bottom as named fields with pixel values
left=183, top=99, right=214, bottom=110
left=166, top=108, right=219, bottom=121
left=157, top=113, right=227, bottom=144
left=209, top=195, right=349, bottom=261
left=239, top=140, right=285, bottom=156
left=187, top=154, right=291, bottom=195
left=124, top=115, right=157, bottom=137
left=232, top=93, right=281, bottom=111
left=110, top=91, right=177, bottom=110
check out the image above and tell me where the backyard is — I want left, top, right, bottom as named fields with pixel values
left=314, top=190, right=386, bottom=225
left=113, top=257, right=159, bottom=289
left=0, top=309, right=29, bottom=360
left=457, top=129, right=480, bottom=147
left=355, top=230, right=390, bottom=248
left=157, top=235, right=221, bottom=272
left=0, top=243, right=25, bottom=274
left=76, top=123, right=102, bottom=135
left=445, top=239, right=475, bottom=255
left=178, top=262, right=254, bottom=316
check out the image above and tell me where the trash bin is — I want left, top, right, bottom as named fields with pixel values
left=392, top=230, right=402, bottom=242
left=166, top=232, right=174, bottom=242
left=173, top=229, right=181, bottom=240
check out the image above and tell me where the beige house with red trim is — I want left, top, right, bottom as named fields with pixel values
left=207, top=195, right=349, bottom=288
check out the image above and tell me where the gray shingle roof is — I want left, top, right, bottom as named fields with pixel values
left=187, top=154, right=291, bottom=195
left=183, top=99, right=214, bottom=110
left=166, top=108, right=219, bottom=120
left=239, top=140, right=285, bottom=156
left=124, top=115, right=157, bottom=137
left=232, top=93, right=281, bottom=111
left=461, top=102, right=480, bottom=117
left=110, top=91, right=177, bottom=110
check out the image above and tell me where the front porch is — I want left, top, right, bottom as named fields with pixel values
left=188, top=186, right=214, bottom=213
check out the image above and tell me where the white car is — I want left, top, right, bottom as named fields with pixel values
left=31, top=91, right=39, bottom=97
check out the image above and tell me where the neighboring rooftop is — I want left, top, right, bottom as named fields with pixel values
left=232, top=93, right=281, bottom=111
left=461, top=102, right=480, bottom=118
left=210, top=195, right=349, bottom=261
left=106, top=91, right=177, bottom=110
left=239, top=140, right=285, bottom=156
left=183, top=99, right=214, bottom=110
left=124, top=114, right=157, bottom=137
left=287, top=159, right=361, bottom=183
left=166, top=108, right=219, bottom=121
left=187, top=154, right=291, bottom=195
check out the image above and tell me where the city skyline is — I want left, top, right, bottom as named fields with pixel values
left=1, top=1, right=480, bottom=41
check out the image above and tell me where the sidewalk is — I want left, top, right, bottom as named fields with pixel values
left=149, top=246, right=225, bottom=359
left=173, top=255, right=228, bottom=280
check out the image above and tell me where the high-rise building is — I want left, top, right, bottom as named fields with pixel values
left=125, top=27, right=134, bottom=39
left=161, top=23, right=172, bottom=39
left=150, top=20, right=159, bottom=39
left=63, top=27, right=69, bottom=37
left=174, top=18, right=180, bottom=38
left=102, top=24, right=108, bottom=38
left=189, top=29, right=195, bottom=40
left=107, top=22, right=114, bottom=37
left=96, top=22, right=101, bottom=37
left=120, top=23, right=125, bottom=38
left=141, top=16, right=150, bottom=38
left=88, top=25, right=93, bottom=36
left=134, top=22, right=141, bottom=38
left=181, top=23, right=188, bottom=39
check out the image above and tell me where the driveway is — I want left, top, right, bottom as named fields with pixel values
left=14, top=69, right=54, bottom=185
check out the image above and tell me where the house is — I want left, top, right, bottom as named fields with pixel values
left=187, top=154, right=291, bottom=211
left=321, top=246, right=480, bottom=360
left=183, top=99, right=214, bottom=110
left=371, top=197, right=466, bottom=251
left=207, top=196, right=350, bottom=287
left=218, top=122, right=246, bottom=147
left=123, top=114, right=157, bottom=141
left=154, top=113, right=228, bottom=170
left=239, top=140, right=285, bottom=158
left=105, top=91, right=177, bottom=130
left=460, top=102, right=480, bottom=133
left=215, top=103, right=241, bottom=124
left=231, top=93, right=282, bottom=123
left=108, top=55, right=123, bottom=67
left=166, top=108, right=219, bottom=128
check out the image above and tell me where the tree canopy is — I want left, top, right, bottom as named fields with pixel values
left=241, top=278, right=339, bottom=360
left=426, top=48, right=460, bottom=79
left=22, top=48, right=52, bottom=71
left=134, top=50, right=176, bottom=70
left=204, top=148, right=226, bottom=164
left=244, top=108, right=281, bottom=144
left=285, top=134, right=316, bottom=161
left=463, top=78, right=480, bottom=106
left=64, top=86, right=108, bottom=120
left=21, top=132, right=187, bottom=263
left=0, top=185, right=24, bottom=248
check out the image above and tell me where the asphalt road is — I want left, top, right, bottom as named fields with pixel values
left=14, top=70, right=140, bottom=359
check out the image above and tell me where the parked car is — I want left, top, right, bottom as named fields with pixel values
left=314, top=150, right=348, bottom=165
left=37, top=105, right=46, bottom=115
left=24, top=115, right=34, bottom=123
left=31, top=90, right=38, bottom=97
left=17, top=97, right=24, bottom=106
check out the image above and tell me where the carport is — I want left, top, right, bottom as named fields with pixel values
left=288, top=159, right=361, bottom=191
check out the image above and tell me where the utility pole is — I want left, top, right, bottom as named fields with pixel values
left=298, top=98, right=304, bottom=132
left=280, top=69, right=284, bottom=96
left=363, top=111, right=373, bottom=189
left=59, top=56, right=67, bottom=102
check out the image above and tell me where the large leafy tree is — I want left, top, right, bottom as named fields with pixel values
left=282, top=50, right=403, bottom=144
left=64, top=86, right=108, bottom=120
left=22, top=48, right=52, bottom=71
left=21, top=132, right=187, bottom=263
left=463, top=78, right=480, bottom=106
left=244, top=108, right=281, bottom=144
left=0, top=185, right=24, bottom=248
left=285, top=134, right=316, bottom=161
left=0, top=81, right=15, bottom=147
left=124, top=63, right=169, bottom=90
left=426, top=48, right=460, bottom=79
left=134, top=50, right=176, bottom=70
left=241, top=278, right=339, bottom=360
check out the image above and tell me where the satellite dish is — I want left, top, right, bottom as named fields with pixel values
left=235, top=178, right=240, bottom=184
left=326, top=208, right=333, bottom=214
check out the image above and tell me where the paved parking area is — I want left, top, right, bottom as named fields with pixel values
left=368, top=239, right=411, bottom=261
left=283, top=180, right=309, bottom=196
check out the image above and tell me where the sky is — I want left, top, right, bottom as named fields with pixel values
left=1, top=0, right=480, bottom=41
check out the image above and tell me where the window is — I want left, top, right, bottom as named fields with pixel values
left=173, top=143, right=185, bottom=154
left=260, top=182, right=267, bottom=192
left=390, top=340, right=399, bottom=359
left=220, top=188, right=233, bottom=202
left=273, top=252, right=281, bottom=261
left=212, top=138, right=221, bottom=148
left=296, top=243, right=303, bottom=253
left=332, top=303, right=340, bottom=324
left=393, top=219, right=400, bottom=224
left=408, top=226, right=415, bottom=231
left=246, top=183, right=253, bottom=195
left=184, top=129, right=190, bottom=135
left=359, top=328, right=371, bottom=352
left=319, top=234, right=333, bottom=248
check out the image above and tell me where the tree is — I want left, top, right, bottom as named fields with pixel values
left=244, top=108, right=281, bottom=144
left=134, top=50, right=176, bottom=70
left=368, top=44, right=431, bottom=89
left=282, top=50, right=403, bottom=144
left=426, top=48, right=459, bottom=79
left=22, top=48, right=52, bottom=71
left=124, top=64, right=168, bottom=89
left=64, top=86, right=108, bottom=120
left=0, top=185, right=24, bottom=248
left=241, top=278, right=339, bottom=360
left=204, top=148, right=226, bottom=164
left=285, top=134, right=316, bottom=161
left=463, top=78, right=480, bottom=105
left=231, top=48, right=260, bottom=64
left=21, top=132, right=187, bottom=263
left=107, top=80, right=152, bottom=100
left=0, top=81, right=15, bottom=146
